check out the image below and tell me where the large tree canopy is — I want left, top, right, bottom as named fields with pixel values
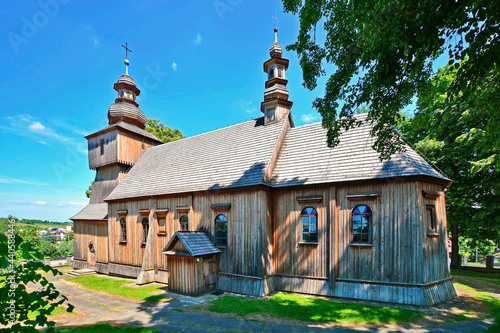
left=282, top=0, right=499, bottom=160
left=401, top=62, right=500, bottom=247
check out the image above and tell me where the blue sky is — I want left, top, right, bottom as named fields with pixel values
left=0, top=1, right=451, bottom=222
left=0, top=0, right=335, bottom=222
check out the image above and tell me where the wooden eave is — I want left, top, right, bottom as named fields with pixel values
left=85, top=125, right=163, bottom=145
left=263, top=58, right=289, bottom=72
left=210, top=203, right=231, bottom=211
left=296, top=195, right=323, bottom=203
left=265, top=77, right=288, bottom=89
left=423, top=190, right=441, bottom=200
left=117, top=210, right=128, bottom=216
left=175, top=206, right=190, bottom=213
left=346, top=192, right=379, bottom=200
left=155, top=208, right=169, bottom=216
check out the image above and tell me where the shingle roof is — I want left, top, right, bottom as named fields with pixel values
left=86, top=121, right=163, bottom=144
left=105, top=116, right=288, bottom=201
left=108, top=103, right=147, bottom=126
left=70, top=203, right=108, bottom=221
left=164, top=232, right=221, bottom=257
left=270, top=113, right=449, bottom=187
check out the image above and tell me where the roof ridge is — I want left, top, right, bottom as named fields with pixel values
left=260, top=112, right=292, bottom=185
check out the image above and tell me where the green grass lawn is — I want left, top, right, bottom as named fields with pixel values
left=65, top=275, right=168, bottom=302
left=454, top=282, right=500, bottom=319
left=28, top=305, right=75, bottom=320
left=451, top=269, right=500, bottom=279
left=57, top=324, right=154, bottom=333
left=204, top=293, right=424, bottom=324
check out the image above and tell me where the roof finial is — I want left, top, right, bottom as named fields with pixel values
left=273, top=15, right=279, bottom=43
left=121, top=42, right=132, bottom=75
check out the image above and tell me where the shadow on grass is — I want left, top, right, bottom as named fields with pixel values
left=56, top=323, right=155, bottom=333
left=206, top=293, right=424, bottom=324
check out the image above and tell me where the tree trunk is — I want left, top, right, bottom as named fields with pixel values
left=451, top=222, right=460, bottom=268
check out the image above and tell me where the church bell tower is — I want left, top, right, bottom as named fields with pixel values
left=261, top=24, right=293, bottom=125
left=85, top=44, right=163, bottom=204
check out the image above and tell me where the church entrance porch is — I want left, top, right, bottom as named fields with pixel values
left=162, top=231, right=221, bottom=296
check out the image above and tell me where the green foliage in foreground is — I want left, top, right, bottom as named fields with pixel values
left=57, top=324, right=154, bottom=333
left=206, top=293, right=424, bottom=324
left=451, top=269, right=500, bottom=280
left=65, top=275, right=167, bottom=303
left=0, top=230, right=73, bottom=332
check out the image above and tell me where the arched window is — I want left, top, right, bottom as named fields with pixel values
left=180, top=215, right=188, bottom=232
left=120, top=217, right=127, bottom=242
left=352, top=205, right=372, bottom=244
left=142, top=217, right=149, bottom=244
left=301, top=207, right=318, bottom=242
left=215, top=214, right=228, bottom=247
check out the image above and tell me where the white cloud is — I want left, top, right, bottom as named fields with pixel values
left=3, top=114, right=87, bottom=154
left=194, top=34, right=202, bottom=46
left=0, top=176, right=47, bottom=186
left=36, top=140, right=49, bottom=146
left=172, top=62, right=178, bottom=71
left=67, top=202, right=87, bottom=206
left=28, top=121, right=46, bottom=132
left=301, top=113, right=320, bottom=123
left=246, top=108, right=257, bottom=113
left=32, top=201, right=46, bottom=205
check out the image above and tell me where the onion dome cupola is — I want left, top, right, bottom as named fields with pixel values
left=261, top=25, right=293, bottom=125
left=107, top=44, right=147, bottom=129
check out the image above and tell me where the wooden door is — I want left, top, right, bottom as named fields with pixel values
left=89, top=243, right=96, bottom=269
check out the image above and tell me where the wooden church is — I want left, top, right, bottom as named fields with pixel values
left=71, top=29, right=456, bottom=306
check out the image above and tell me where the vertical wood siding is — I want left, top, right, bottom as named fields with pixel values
left=73, top=220, right=108, bottom=264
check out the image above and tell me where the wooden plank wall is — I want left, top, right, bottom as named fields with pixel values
left=73, top=220, right=109, bottom=264
left=419, top=182, right=450, bottom=284
left=167, top=256, right=196, bottom=295
left=117, top=131, right=156, bottom=166
left=88, top=131, right=118, bottom=169
left=108, top=199, right=150, bottom=267
left=108, top=190, right=266, bottom=281
left=336, top=182, right=422, bottom=285
left=89, top=164, right=129, bottom=204
left=273, top=188, right=331, bottom=279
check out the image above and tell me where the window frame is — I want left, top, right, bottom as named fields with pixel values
left=100, top=138, right=104, bottom=155
left=119, top=217, right=127, bottom=242
left=215, top=214, right=228, bottom=247
left=141, top=217, right=149, bottom=244
left=179, top=215, right=188, bottom=232
left=301, top=207, right=318, bottom=243
left=351, top=204, right=373, bottom=245
left=426, top=205, right=439, bottom=236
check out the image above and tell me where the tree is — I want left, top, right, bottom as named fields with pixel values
left=85, top=181, right=93, bottom=199
left=0, top=227, right=73, bottom=332
left=282, top=0, right=499, bottom=160
left=401, top=62, right=500, bottom=266
left=145, top=118, right=184, bottom=143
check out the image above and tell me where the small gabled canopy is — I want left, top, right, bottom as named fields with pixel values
left=163, top=232, right=220, bottom=257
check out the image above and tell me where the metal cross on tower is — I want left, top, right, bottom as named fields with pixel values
left=272, top=15, right=279, bottom=42
left=122, top=42, right=132, bottom=59
left=272, top=15, right=279, bottom=28
left=121, top=43, right=132, bottom=75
